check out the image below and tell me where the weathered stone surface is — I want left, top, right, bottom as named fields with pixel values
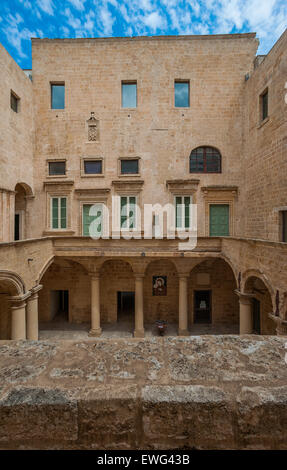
left=0, top=336, right=287, bottom=449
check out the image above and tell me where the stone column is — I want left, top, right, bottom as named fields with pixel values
left=238, top=294, right=253, bottom=334
left=178, top=275, right=189, bottom=336
left=10, top=301, right=26, bottom=340
left=26, top=286, right=42, bottom=340
left=89, top=274, right=102, bottom=336
left=134, top=275, right=144, bottom=338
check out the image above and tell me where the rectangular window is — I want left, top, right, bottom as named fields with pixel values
left=49, top=161, right=66, bottom=176
left=120, top=159, right=139, bottom=174
left=11, top=91, right=20, bottom=113
left=209, top=204, right=229, bottom=236
left=122, top=82, right=137, bottom=108
left=175, top=196, right=191, bottom=229
left=120, top=196, right=136, bottom=229
left=82, top=204, right=102, bottom=237
left=261, top=89, right=268, bottom=121
left=174, top=81, right=189, bottom=107
left=51, top=197, right=67, bottom=229
left=84, top=160, right=102, bottom=175
left=281, top=211, right=287, bottom=242
left=51, top=83, right=65, bottom=109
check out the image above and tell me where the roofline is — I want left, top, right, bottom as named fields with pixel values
left=31, top=32, right=257, bottom=43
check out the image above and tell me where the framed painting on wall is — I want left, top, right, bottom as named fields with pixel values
left=152, top=276, right=167, bottom=296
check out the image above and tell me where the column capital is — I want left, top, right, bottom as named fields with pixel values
left=8, top=291, right=31, bottom=304
left=134, top=274, right=144, bottom=280
left=89, top=272, right=100, bottom=280
left=178, top=273, right=189, bottom=280
left=235, top=290, right=253, bottom=305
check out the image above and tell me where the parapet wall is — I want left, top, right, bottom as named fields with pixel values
left=0, top=336, right=287, bottom=449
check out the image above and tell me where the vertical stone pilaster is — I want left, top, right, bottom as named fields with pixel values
left=235, top=290, right=253, bottom=334
left=89, top=274, right=102, bottom=336
left=134, top=275, right=144, bottom=338
left=10, top=300, right=26, bottom=340
left=26, top=285, right=42, bottom=340
left=178, top=275, right=189, bottom=336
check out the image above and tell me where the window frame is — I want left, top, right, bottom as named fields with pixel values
left=281, top=210, right=287, bottom=242
left=82, top=202, right=104, bottom=237
left=48, top=161, right=66, bottom=176
left=189, top=146, right=222, bottom=174
left=120, top=159, right=139, bottom=175
left=174, top=195, right=192, bottom=230
left=120, top=195, right=137, bottom=231
left=51, top=82, right=65, bottom=110
left=260, top=88, right=268, bottom=122
left=10, top=90, right=20, bottom=113
left=121, top=81, right=137, bottom=109
left=50, top=196, right=67, bottom=230
left=174, top=80, right=190, bottom=108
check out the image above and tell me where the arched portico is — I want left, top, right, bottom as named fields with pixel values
left=0, top=271, right=26, bottom=340
left=241, top=274, right=277, bottom=335
left=14, top=183, right=33, bottom=240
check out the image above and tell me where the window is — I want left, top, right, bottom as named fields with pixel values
left=260, top=89, right=268, bottom=121
left=121, top=159, right=139, bottom=174
left=51, top=197, right=67, bottom=229
left=174, top=81, right=189, bottom=107
left=209, top=204, right=229, bottom=236
left=281, top=211, right=287, bottom=242
left=190, top=146, right=221, bottom=173
left=120, top=196, right=136, bottom=229
left=175, top=196, right=192, bottom=229
left=122, top=82, right=137, bottom=108
left=84, top=160, right=102, bottom=175
left=82, top=204, right=102, bottom=237
left=49, top=161, right=66, bottom=176
left=51, top=83, right=65, bottom=109
left=11, top=91, right=20, bottom=112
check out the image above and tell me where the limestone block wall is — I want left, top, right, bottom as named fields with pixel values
left=0, top=44, right=34, bottom=241
left=30, top=34, right=258, bottom=239
left=243, top=29, right=287, bottom=241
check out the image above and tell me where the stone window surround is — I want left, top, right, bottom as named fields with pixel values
left=50, top=81, right=65, bottom=110
left=112, top=180, right=144, bottom=236
left=121, top=80, right=137, bottom=109
left=174, top=79, right=190, bottom=108
left=10, top=89, right=20, bottom=113
left=43, top=181, right=74, bottom=236
left=201, top=186, right=238, bottom=237
left=76, top=191, right=110, bottom=237
left=118, top=156, right=141, bottom=177
left=80, top=156, right=104, bottom=178
left=258, top=85, right=270, bottom=127
left=46, top=158, right=67, bottom=179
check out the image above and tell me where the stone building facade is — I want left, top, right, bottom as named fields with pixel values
left=0, top=31, right=286, bottom=340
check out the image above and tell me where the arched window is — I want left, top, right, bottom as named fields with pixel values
left=189, top=146, right=221, bottom=173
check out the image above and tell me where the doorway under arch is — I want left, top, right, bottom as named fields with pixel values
left=244, top=276, right=276, bottom=335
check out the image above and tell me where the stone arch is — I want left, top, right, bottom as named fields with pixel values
left=99, top=258, right=135, bottom=325
left=189, top=257, right=238, bottom=329
left=243, top=271, right=276, bottom=334
left=38, top=258, right=90, bottom=324
left=14, top=182, right=33, bottom=240
left=144, top=258, right=179, bottom=324
left=0, top=271, right=25, bottom=340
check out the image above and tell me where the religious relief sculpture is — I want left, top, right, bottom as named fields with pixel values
left=153, top=276, right=167, bottom=296
left=87, top=111, right=99, bottom=142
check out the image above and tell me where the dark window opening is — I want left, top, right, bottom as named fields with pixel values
left=121, top=159, right=139, bottom=174
left=14, top=214, right=20, bottom=241
left=11, top=91, right=20, bottom=112
left=190, top=146, right=221, bottom=173
left=252, top=298, right=261, bottom=334
left=261, top=89, right=268, bottom=121
left=84, top=160, right=102, bottom=174
left=174, top=81, right=189, bottom=107
left=51, top=83, right=65, bottom=109
left=194, top=290, right=212, bottom=324
left=49, top=161, right=66, bottom=176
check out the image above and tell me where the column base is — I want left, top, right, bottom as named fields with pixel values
left=133, top=329, right=145, bottom=338
left=88, top=328, right=102, bottom=337
left=178, top=329, right=190, bottom=336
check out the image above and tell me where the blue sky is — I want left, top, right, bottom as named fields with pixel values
left=0, top=0, right=286, bottom=68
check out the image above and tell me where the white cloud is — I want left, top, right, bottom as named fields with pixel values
left=67, top=0, right=86, bottom=11
left=98, top=6, right=115, bottom=36
left=36, top=0, right=54, bottom=15
left=143, top=11, right=166, bottom=31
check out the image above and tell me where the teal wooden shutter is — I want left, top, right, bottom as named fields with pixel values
left=209, top=204, right=229, bottom=236
left=60, top=198, right=67, bottom=229
left=52, top=198, right=59, bottom=229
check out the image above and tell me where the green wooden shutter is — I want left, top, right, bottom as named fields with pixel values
left=184, top=196, right=190, bottom=229
left=120, top=197, right=127, bottom=229
left=52, top=198, right=59, bottom=229
left=83, top=204, right=91, bottom=236
left=129, top=196, right=136, bottom=229
left=60, top=198, right=67, bottom=229
left=209, top=204, right=229, bottom=236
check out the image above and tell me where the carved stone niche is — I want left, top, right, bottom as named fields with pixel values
left=87, top=112, right=99, bottom=142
